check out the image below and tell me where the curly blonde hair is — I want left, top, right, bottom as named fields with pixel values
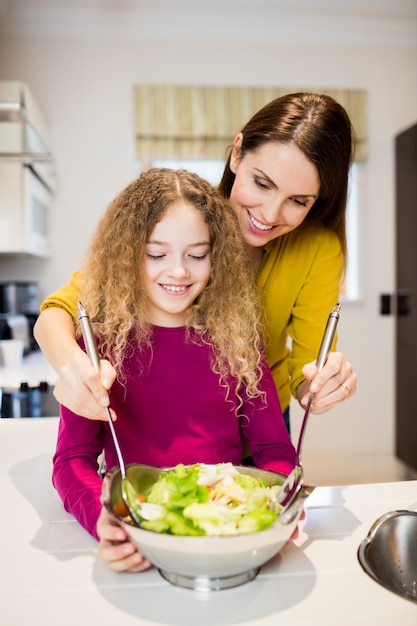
left=79, top=168, right=267, bottom=406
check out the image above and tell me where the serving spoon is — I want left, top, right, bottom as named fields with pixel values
left=77, top=301, right=161, bottom=524
left=275, top=303, right=341, bottom=517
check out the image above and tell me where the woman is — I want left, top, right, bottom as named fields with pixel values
left=34, top=92, right=357, bottom=431
left=220, top=92, right=357, bottom=428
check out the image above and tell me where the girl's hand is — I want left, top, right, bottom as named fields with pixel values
left=96, top=508, right=152, bottom=573
left=53, top=350, right=117, bottom=420
left=297, top=351, right=357, bottom=414
left=283, top=509, right=306, bottom=547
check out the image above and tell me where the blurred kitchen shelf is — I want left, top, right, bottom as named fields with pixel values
left=302, top=453, right=417, bottom=486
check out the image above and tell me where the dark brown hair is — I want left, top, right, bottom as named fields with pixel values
left=219, top=92, right=355, bottom=260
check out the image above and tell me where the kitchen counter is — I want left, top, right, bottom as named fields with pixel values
left=0, top=349, right=57, bottom=390
left=1, top=417, right=416, bottom=626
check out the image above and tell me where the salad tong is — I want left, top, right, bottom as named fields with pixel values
left=78, top=302, right=161, bottom=524
left=276, top=303, right=341, bottom=517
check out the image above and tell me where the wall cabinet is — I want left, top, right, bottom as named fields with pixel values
left=0, top=81, right=55, bottom=257
left=0, top=162, right=52, bottom=257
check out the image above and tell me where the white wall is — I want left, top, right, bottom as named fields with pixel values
left=0, top=3, right=416, bottom=460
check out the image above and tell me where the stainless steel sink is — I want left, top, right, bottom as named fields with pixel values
left=358, top=509, right=417, bottom=604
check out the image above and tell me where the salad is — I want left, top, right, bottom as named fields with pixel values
left=128, top=462, right=282, bottom=536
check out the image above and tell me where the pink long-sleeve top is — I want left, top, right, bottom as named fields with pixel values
left=52, top=326, right=297, bottom=539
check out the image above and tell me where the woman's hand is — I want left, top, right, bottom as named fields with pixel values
left=34, top=306, right=117, bottom=420
left=96, top=508, right=152, bottom=573
left=53, top=350, right=117, bottom=420
left=297, top=351, right=357, bottom=414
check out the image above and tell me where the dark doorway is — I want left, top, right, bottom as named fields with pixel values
left=396, top=122, right=417, bottom=471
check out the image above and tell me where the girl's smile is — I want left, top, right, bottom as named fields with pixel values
left=159, top=284, right=191, bottom=293
left=144, top=201, right=211, bottom=327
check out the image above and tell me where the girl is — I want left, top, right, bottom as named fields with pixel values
left=52, top=168, right=296, bottom=570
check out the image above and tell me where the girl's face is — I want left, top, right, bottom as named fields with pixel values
left=229, top=137, right=320, bottom=249
left=144, top=201, right=211, bottom=327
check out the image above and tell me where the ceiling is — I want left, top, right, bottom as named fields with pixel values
left=1, top=0, right=416, bottom=11
left=0, top=0, right=416, bottom=45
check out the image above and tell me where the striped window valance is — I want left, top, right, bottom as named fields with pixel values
left=134, top=85, right=367, bottom=162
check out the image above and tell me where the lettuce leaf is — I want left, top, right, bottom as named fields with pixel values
left=140, top=463, right=280, bottom=537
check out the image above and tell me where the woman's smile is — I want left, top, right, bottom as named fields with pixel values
left=247, top=210, right=277, bottom=233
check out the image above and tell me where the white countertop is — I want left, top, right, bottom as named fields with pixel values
left=0, top=350, right=57, bottom=390
left=1, top=417, right=416, bottom=626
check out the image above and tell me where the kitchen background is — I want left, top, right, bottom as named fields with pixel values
left=0, top=0, right=416, bottom=483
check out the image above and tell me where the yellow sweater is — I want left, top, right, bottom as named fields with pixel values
left=41, top=222, right=342, bottom=412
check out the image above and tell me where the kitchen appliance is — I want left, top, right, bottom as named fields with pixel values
left=0, top=280, right=39, bottom=314
left=0, top=81, right=55, bottom=257
left=0, top=280, right=57, bottom=418
left=0, top=315, right=30, bottom=354
left=0, top=161, right=52, bottom=257
left=0, top=281, right=40, bottom=352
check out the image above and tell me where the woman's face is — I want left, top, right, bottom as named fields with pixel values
left=144, top=201, right=211, bottom=327
left=229, top=137, right=320, bottom=248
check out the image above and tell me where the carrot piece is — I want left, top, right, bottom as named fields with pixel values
left=114, top=500, right=129, bottom=517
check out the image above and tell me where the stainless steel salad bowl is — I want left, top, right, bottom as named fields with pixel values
left=358, top=508, right=417, bottom=604
left=102, top=463, right=313, bottom=591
